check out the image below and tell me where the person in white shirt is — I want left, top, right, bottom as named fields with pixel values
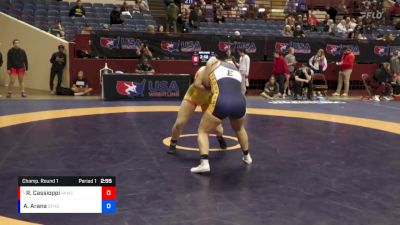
left=346, top=17, right=357, bottom=30
left=336, top=19, right=348, bottom=37
left=238, top=48, right=250, bottom=95
left=308, top=49, right=327, bottom=73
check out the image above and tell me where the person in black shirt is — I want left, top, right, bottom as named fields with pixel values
left=371, top=63, right=393, bottom=101
left=50, top=45, right=67, bottom=94
left=136, top=57, right=155, bottom=74
left=71, top=70, right=93, bottom=96
left=261, top=75, right=280, bottom=99
left=6, top=39, right=28, bottom=98
left=69, top=0, right=86, bottom=17
left=294, top=64, right=313, bottom=100
left=110, top=6, right=124, bottom=24
left=325, top=5, right=337, bottom=22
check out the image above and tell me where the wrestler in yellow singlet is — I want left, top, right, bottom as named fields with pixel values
left=168, top=66, right=226, bottom=154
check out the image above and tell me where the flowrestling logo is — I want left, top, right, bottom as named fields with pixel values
left=161, top=40, right=201, bottom=53
left=373, top=45, right=400, bottom=56
left=116, top=80, right=146, bottom=97
left=100, top=37, right=120, bottom=49
left=274, top=42, right=311, bottom=54
left=218, top=41, right=257, bottom=53
left=325, top=44, right=360, bottom=56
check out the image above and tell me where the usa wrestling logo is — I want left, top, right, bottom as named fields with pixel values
left=100, top=37, right=120, bottom=49
left=116, top=80, right=146, bottom=98
left=326, top=44, right=360, bottom=56
left=161, top=41, right=180, bottom=52
left=373, top=45, right=400, bottom=56
left=275, top=42, right=311, bottom=54
left=218, top=41, right=257, bottom=53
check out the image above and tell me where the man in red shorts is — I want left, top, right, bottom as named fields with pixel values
left=6, top=39, right=28, bottom=98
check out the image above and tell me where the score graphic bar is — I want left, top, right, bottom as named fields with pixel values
left=18, top=176, right=116, bottom=214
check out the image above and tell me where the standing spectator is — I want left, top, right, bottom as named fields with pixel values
left=120, top=0, right=130, bottom=12
left=272, top=51, right=290, bottom=96
left=285, top=0, right=296, bottom=15
left=332, top=48, right=355, bottom=97
left=325, top=5, right=338, bottom=22
left=189, top=6, right=201, bottom=29
left=390, top=50, right=400, bottom=78
left=6, top=39, right=28, bottom=98
left=261, top=75, right=280, bottom=99
left=223, top=48, right=236, bottom=64
left=110, top=6, right=123, bottom=24
left=308, top=49, right=327, bottom=73
left=371, top=63, right=393, bottom=101
left=50, top=45, right=67, bottom=94
left=284, top=47, right=296, bottom=95
left=293, top=64, right=313, bottom=100
left=136, top=57, right=155, bottom=74
left=48, top=20, right=65, bottom=39
left=166, top=1, right=179, bottom=33
left=238, top=48, right=250, bottom=95
left=308, top=12, right=318, bottom=31
left=69, top=0, right=85, bottom=17
left=296, top=0, right=308, bottom=18
left=158, top=25, right=165, bottom=33
left=293, top=25, right=305, bottom=38
left=136, top=42, right=153, bottom=61
left=282, top=25, right=293, bottom=37
left=285, top=47, right=296, bottom=75
left=71, top=70, right=93, bottom=96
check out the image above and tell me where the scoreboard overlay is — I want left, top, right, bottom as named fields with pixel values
left=18, top=176, right=116, bottom=214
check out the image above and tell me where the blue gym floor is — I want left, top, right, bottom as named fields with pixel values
left=0, top=98, right=399, bottom=225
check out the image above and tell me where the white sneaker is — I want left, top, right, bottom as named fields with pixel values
left=373, top=95, right=380, bottom=102
left=51, top=90, right=55, bottom=95
left=74, top=92, right=85, bottom=96
left=341, top=93, right=348, bottom=97
left=332, top=92, right=340, bottom=96
left=242, top=153, right=253, bottom=164
left=282, top=94, right=286, bottom=99
left=287, top=90, right=291, bottom=96
left=190, top=159, right=210, bottom=173
left=383, top=96, right=391, bottom=101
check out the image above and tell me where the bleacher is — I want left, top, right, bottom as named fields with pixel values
left=0, top=0, right=156, bottom=41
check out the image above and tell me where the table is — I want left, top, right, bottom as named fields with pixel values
left=102, top=73, right=192, bottom=100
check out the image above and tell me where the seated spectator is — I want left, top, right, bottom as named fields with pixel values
left=309, top=49, right=327, bottom=73
left=285, top=15, right=295, bottom=29
left=282, top=25, right=293, bottom=37
left=261, top=75, right=280, bottom=99
left=71, top=70, right=93, bottom=96
left=223, top=48, right=236, bottom=64
left=308, top=12, right=318, bottom=31
left=181, top=7, right=190, bottom=28
left=293, top=25, right=305, bottom=38
left=120, top=0, right=132, bottom=17
left=295, top=15, right=304, bottom=28
left=345, top=17, right=357, bottom=31
left=324, top=19, right=336, bottom=34
left=110, top=6, right=124, bottom=24
left=158, top=25, right=165, bottom=32
left=214, top=6, right=225, bottom=23
left=69, top=0, right=85, bottom=17
left=336, top=19, right=348, bottom=37
left=349, top=21, right=367, bottom=39
left=294, top=64, right=313, bottom=100
left=147, top=25, right=155, bottom=34
left=134, top=0, right=149, bottom=13
left=48, top=20, right=65, bottom=39
left=363, top=18, right=376, bottom=34
left=80, top=24, right=93, bottom=34
left=371, top=62, right=393, bottom=101
left=136, top=58, right=155, bottom=74
left=102, top=24, right=110, bottom=31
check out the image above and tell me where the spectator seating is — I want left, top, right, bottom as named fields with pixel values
left=0, top=0, right=155, bottom=41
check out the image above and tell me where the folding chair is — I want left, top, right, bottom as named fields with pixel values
left=361, top=73, right=373, bottom=100
left=312, top=73, right=328, bottom=96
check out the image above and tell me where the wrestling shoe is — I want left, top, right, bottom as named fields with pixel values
left=167, top=140, right=177, bottom=154
left=190, top=160, right=210, bottom=173
left=216, top=136, right=227, bottom=149
left=242, top=153, right=253, bottom=164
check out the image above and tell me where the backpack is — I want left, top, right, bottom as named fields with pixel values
left=56, top=86, right=73, bottom=96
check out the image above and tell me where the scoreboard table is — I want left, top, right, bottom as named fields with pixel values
left=18, top=176, right=116, bottom=214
